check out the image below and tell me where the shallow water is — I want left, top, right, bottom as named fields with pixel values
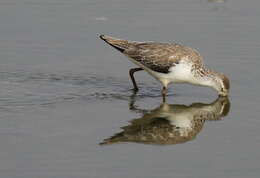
left=1, top=0, right=260, bottom=177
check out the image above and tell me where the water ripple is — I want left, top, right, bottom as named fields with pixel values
left=0, top=71, right=165, bottom=112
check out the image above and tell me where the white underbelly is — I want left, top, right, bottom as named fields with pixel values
left=166, top=113, right=194, bottom=136
left=168, top=63, right=195, bottom=83
left=150, top=63, right=197, bottom=85
left=126, top=56, right=197, bottom=86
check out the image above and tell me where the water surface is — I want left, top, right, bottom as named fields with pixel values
left=0, top=0, right=260, bottom=177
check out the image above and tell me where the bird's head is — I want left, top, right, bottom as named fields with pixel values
left=213, top=73, right=230, bottom=97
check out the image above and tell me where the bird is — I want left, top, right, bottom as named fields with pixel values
left=100, top=96, right=230, bottom=145
left=100, top=35, right=230, bottom=99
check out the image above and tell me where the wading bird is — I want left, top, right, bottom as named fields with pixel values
left=100, top=35, right=229, bottom=100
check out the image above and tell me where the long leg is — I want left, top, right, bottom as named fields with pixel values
left=129, top=67, right=143, bottom=91
left=162, top=86, right=167, bottom=103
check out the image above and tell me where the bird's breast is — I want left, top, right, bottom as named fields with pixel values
left=168, top=63, right=196, bottom=83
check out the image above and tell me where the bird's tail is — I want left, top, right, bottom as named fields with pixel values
left=99, top=132, right=126, bottom=145
left=99, top=34, right=131, bottom=52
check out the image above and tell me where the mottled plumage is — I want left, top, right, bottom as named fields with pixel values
left=100, top=35, right=230, bottom=98
left=127, top=43, right=203, bottom=73
left=100, top=35, right=202, bottom=73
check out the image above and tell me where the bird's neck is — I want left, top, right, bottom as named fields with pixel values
left=195, top=66, right=221, bottom=89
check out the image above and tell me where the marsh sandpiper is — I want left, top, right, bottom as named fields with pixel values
left=100, top=35, right=230, bottom=100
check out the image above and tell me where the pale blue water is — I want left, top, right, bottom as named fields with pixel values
left=0, top=0, right=260, bottom=177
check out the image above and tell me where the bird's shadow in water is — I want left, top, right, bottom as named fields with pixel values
left=100, top=94, right=231, bottom=145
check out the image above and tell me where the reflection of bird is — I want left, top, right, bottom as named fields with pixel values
left=100, top=35, right=230, bottom=100
left=100, top=97, right=230, bottom=145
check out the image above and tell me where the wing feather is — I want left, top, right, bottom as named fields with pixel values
left=100, top=35, right=203, bottom=73
left=124, top=42, right=203, bottom=73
